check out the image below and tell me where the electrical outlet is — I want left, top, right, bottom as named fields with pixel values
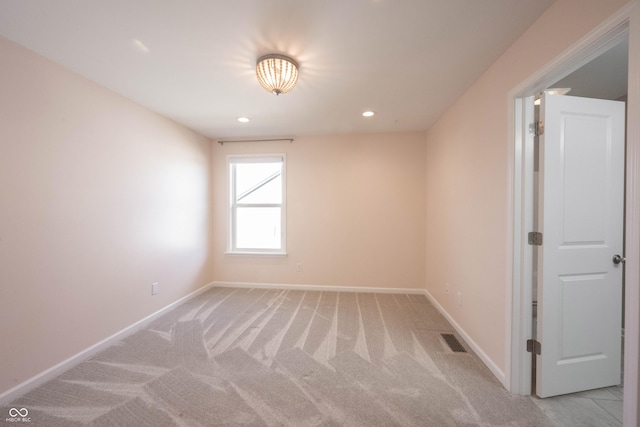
left=297, top=262, right=303, bottom=272
left=152, top=282, right=159, bottom=296
left=457, top=291, right=462, bottom=307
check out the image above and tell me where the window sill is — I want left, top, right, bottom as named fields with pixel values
left=225, top=251, right=288, bottom=257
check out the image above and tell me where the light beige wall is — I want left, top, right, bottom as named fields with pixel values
left=0, top=37, right=213, bottom=395
left=212, top=132, right=427, bottom=290
left=425, top=0, right=630, bottom=379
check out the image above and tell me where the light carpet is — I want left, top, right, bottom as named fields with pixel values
left=2, top=287, right=554, bottom=426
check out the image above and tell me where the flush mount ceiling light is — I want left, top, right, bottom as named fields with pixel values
left=362, top=111, right=376, bottom=117
left=256, top=54, right=299, bottom=95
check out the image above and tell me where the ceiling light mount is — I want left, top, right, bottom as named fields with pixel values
left=256, top=54, right=299, bottom=95
left=534, top=87, right=571, bottom=105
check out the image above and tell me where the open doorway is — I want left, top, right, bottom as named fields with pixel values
left=510, top=10, right=639, bottom=425
left=527, top=47, right=628, bottom=420
left=530, top=36, right=628, bottom=399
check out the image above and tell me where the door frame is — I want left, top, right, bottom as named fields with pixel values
left=508, top=1, right=640, bottom=424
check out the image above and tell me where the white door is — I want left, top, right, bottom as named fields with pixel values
left=536, top=94, right=626, bottom=398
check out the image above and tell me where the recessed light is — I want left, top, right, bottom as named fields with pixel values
left=362, top=111, right=375, bottom=117
left=237, top=117, right=250, bottom=123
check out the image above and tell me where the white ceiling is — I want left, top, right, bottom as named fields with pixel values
left=553, top=38, right=628, bottom=100
left=0, top=0, right=556, bottom=139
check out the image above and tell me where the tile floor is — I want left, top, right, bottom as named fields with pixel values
left=531, top=386, right=624, bottom=426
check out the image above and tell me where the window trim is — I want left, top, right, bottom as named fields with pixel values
left=226, top=154, right=287, bottom=255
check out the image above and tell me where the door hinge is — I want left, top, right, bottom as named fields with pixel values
left=528, top=231, right=543, bottom=246
left=527, top=339, right=541, bottom=355
left=529, top=121, right=544, bottom=136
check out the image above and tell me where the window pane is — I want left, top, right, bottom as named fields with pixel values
left=235, top=163, right=282, bottom=204
left=236, top=207, right=281, bottom=249
left=238, top=174, right=282, bottom=204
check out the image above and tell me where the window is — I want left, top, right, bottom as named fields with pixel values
left=227, top=155, right=286, bottom=254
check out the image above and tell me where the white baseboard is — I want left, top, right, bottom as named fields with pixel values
left=0, top=281, right=216, bottom=406
left=212, top=281, right=426, bottom=294
left=423, top=288, right=507, bottom=386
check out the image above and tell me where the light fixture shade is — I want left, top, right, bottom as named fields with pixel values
left=256, top=54, right=299, bottom=95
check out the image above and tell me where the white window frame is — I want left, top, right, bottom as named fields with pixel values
left=226, top=154, right=287, bottom=255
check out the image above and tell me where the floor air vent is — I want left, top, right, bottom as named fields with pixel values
left=441, top=333, right=467, bottom=353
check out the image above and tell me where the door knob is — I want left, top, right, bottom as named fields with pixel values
left=613, top=254, right=626, bottom=265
